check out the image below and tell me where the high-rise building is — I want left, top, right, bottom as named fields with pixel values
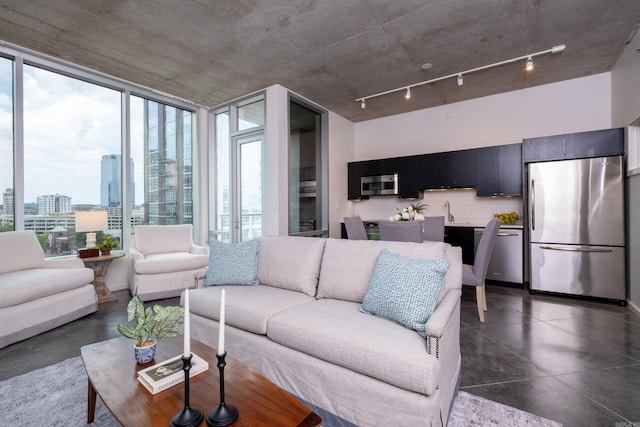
left=2, top=188, right=13, bottom=216
left=37, top=194, right=71, bottom=214
left=101, top=154, right=135, bottom=207
left=143, top=101, right=192, bottom=225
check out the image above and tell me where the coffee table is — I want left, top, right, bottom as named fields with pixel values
left=81, top=336, right=321, bottom=426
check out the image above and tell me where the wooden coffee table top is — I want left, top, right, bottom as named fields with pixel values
left=81, top=336, right=321, bottom=426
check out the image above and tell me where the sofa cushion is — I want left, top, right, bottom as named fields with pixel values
left=257, top=236, right=326, bottom=296
left=0, top=268, right=94, bottom=309
left=133, top=252, right=209, bottom=275
left=187, top=285, right=315, bottom=335
left=134, top=224, right=194, bottom=255
left=203, top=239, right=260, bottom=286
left=360, top=250, right=450, bottom=338
left=0, top=231, right=45, bottom=274
left=267, top=299, right=440, bottom=396
left=316, top=239, right=447, bottom=303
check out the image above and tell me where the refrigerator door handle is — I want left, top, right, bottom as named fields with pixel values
left=538, top=245, right=613, bottom=253
left=497, top=232, right=520, bottom=237
left=530, top=178, right=535, bottom=231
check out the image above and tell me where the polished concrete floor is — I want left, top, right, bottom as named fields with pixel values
left=1, top=286, right=639, bottom=426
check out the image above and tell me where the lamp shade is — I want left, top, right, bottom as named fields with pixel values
left=75, top=211, right=108, bottom=232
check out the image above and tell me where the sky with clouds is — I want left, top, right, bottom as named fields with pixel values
left=1, top=59, right=146, bottom=206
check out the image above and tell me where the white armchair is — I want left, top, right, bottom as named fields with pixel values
left=129, top=224, right=209, bottom=301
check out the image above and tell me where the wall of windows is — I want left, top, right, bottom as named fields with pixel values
left=0, top=46, right=197, bottom=256
left=0, top=57, right=13, bottom=232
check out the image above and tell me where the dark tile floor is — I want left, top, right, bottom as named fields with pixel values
left=459, top=284, right=640, bottom=427
left=1, top=286, right=639, bottom=426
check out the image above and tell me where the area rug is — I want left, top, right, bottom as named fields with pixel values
left=0, top=356, right=561, bottom=426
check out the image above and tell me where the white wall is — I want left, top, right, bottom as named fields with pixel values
left=611, top=29, right=640, bottom=311
left=348, top=74, right=612, bottom=223
left=327, top=112, right=355, bottom=238
left=612, top=29, right=640, bottom=128
left=264, top=84, right=290, bottom=236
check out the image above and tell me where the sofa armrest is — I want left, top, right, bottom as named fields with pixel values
left=190, top=243, right=209, bottom=255
left=129, top=247, right=145, bottom=263
left=424, top=288, right=461, bottom=359
left=43, top=256, right=85, bottom=269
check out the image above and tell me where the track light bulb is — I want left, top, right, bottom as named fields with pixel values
left=361, top=99, right=366, bottom=109
left=525, top=56, right=534, bottom=71
left=405, top=87, right=411, bottom=99
left=457, top=74, right=463, bottom=86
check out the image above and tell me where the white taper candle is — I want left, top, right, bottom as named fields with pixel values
left=183, top=288, right=190, bottom=357
left=217, top=289, right=226, bottom=355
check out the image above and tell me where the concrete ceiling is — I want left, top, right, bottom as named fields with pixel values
left=1, top=0, right=639, bottom=122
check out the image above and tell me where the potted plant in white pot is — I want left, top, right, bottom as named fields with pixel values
left=117, top=295, right=185, bottom=363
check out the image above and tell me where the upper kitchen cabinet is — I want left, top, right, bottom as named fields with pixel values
left=347, top=161, right=367, bottom=200
left=476, top=143, right=522, bottom=197
left=421, top=149, right=476, bottom=190
left=397, top=155, right=422, bottom=199
left=523, top=128, right=624, bottom=162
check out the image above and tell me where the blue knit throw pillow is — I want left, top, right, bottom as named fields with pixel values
left=203, top=239, right=260, bottom=286
left=360, top=249, right=450, bottom=337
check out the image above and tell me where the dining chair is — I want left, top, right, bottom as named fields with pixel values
left=462, top=218, right=500, bottom=322
left=421, top=216, right=445, bottom=242
left=343, top=216, right=368, bottom=240
left=378, top=220, right=423, bottom=242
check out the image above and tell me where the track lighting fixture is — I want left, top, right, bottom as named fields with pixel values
left=525, top=56, right=534, bottom=71
left=361, top=99, right=366, bottom=109
left=355, top=44, right=566, bottom=107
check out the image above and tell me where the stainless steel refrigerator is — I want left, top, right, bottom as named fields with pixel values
left=528, top=156, right=626, bottom=301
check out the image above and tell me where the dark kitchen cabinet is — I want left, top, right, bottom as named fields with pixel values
left=361, top=158, right=397, bottom=176
left=421, top=149, right=476, bottom=190
left=476, top=143, right=522, bottom=197
left=397, top=155, right=422, bottom=199
left=444, top=226, right=475, bottom=264
left=347, top=162, right=367, bottom=200
left=524, top=128, right=624, bottom=162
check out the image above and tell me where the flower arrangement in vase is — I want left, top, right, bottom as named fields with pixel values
left=390, top=202, right=428, bottom=221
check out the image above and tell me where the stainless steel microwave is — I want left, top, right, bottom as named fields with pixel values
left=361, top=173, right=398, bottom=196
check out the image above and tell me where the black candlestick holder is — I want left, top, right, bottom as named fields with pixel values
left=170, top=354, right=204, bottom=427
left=206, top=352, right=238, bottom=427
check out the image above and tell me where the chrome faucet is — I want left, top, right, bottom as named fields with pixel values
left=445, top=201, right=454, bottom=223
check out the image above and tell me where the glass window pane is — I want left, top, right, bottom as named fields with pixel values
left=0, top=57, right=13, bottom=232
left=214, top=111, right=230, bottom=242
left=23, top=65, right=121, bottom=255
left=240, top=138, right=262, bottom=241
left=237, top=99, right=264, bottom=131
left=289, top=100, right=322, bottom=235
left=131, top=96, right=194, bottom=227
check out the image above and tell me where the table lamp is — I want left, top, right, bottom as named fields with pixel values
left=75, top=211, right=108, bottom=255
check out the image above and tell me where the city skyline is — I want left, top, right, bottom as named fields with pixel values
left=0, top=62, right=147, bottom=206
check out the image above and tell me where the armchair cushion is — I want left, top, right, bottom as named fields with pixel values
left=203, top=239, right=260, bottom=286
left=0, top=268, right=94, bottom=309
left=360, top=250, right=450, bottom=338
left=134, top=252, right=209, bottom=275
left=134, top=224, right=194, bottom=255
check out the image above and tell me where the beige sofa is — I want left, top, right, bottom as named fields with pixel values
left=0, top=231, right=97, bottom=349
left=186, top=235, right=462, bottom=426
left=129, top=224, right=209, bottom=301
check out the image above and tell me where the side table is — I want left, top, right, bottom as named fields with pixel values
left=81, top=252, right=125, bottom=304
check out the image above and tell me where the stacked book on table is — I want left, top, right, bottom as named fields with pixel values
left=137, top=353, right=209, bottom=394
